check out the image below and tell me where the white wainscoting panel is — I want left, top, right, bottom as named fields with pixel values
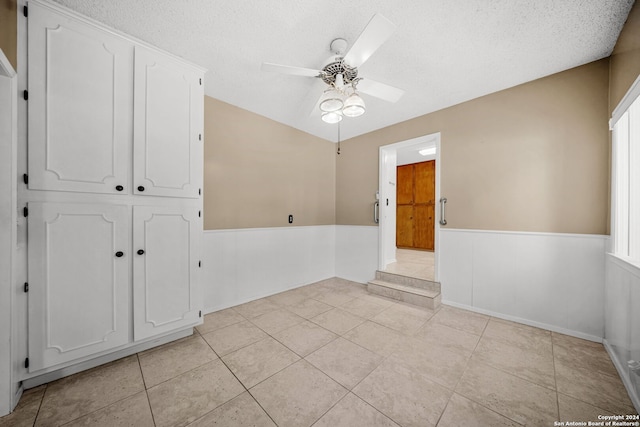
left=202, top=226, right=336, bottom=313
left=604, top=253, right=640, bottom=412
left=440, top=229, right=607, bottom=341
left=335, top=225, right=379, bottom=284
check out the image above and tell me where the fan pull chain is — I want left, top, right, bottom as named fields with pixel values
left=337, top=122, right=341, bottom=155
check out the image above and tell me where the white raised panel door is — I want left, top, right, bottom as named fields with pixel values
left=133, top=206, right=201, bottom=340
left=27, top=3, right=133, bottom=194
left=133, top=47, right=203, bottom=198
left=27, top=202, right=130, bottom=371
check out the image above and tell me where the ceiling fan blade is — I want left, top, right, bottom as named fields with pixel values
left=357, top=78, right=404, bottom=103
left=342, top=14, right=397, bottom=68
left=261, top=62, right=322, bottom=77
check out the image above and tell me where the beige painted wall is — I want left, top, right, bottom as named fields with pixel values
left=203, top=96, right=336, bottom=230
left=337, top=59, right=610, bottom=235
left=0, top=0, right=17, bottom=70
left=610, top=0, right=640, bottom=113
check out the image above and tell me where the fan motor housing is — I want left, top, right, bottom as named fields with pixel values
left=320, top=54, right=358, bottom=85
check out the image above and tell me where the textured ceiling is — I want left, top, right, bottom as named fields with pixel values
left=52, top=0, right=634, bottom=142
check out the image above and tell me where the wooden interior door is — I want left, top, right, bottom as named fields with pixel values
left=396, top=160, right=435, bottom=250
left=396, top=165, right=414, bottom=205
left=396, top=205, right=414, bottom=247
left=414, top=161, right=435, bottom=250
left=396, top=165, right=414, bottom=247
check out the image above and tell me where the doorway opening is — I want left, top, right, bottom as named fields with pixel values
left=378, top=133, right=441, bottom=282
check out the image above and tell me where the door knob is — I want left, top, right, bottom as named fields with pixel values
left=137, top=249, right=145, bottom=255
left=115, top=185, right=124, bottom=191
left=137, top=186, right=145, bottom=192
left=115, top=251, right=124, bottom=257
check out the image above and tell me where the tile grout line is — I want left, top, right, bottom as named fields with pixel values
left=38, top=357, right=146, bottom=427
left=137, top=354, right=158, bottom=427
left=551, top=336, right=561, bottom=421
left=196, top=331, right=279, bottom=426
left=30, top=384, right=47, bottom=427
left=234, top=301, right=372, bottom=425
left=449, top=317, right=526, bottom=426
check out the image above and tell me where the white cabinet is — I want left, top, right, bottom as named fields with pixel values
left=27, top=3, right=203, bottom=199
left=133, top=47, right=203, bottom=199
left=27, top=4, right=132, bottom=195
left=27, top=202, right=130, bottom=371
left=22, top=0, right=205, bottom=375
left=133, top=206, right=201, bottom=340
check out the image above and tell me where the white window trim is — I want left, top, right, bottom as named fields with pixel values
left=611, top=74, right=640, bottom=129
left=610, top=73, right=640, bottom=269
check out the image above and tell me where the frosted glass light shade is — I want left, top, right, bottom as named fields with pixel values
left=342, top=93, right=365, bottom=117
left=319, top=90, right=344, bottom=112
left=321, top=111, right=343, bottom=123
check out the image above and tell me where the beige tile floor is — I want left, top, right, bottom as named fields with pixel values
left=2, top=277, right=637, bottom=426
left=384, top=249, right=434, bottom=281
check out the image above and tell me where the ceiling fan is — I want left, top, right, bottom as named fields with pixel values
left=261, top=13, right=404, bottom=124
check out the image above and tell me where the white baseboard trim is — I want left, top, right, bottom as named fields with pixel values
left=202, top=278, right=333, bottom=314
left=22, top=329, right=192, bottom=389
left=442, top=299, right=603, bottom=343
left=603, top=339, right=640, bottom=414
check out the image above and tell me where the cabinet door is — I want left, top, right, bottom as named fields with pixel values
left=397, top=165, right=414, bottom=205
left=133, top=206, right=201, bottom=341
left=396, top=205, right=414, bottom=248
left=414, top=161, right=435, bottom=205
left=28, top=3, right=133, bottom=194
left=413, top=205, right=435, bottom=250
left=28, top=202, right=130, bottom=371
left=133, top=47, right=203, bottom=199
left=414, top=161, right=435, bottom=250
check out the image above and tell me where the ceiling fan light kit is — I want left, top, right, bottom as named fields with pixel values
left=321, top=111, right=343, bottom=124
left=342, top=92, right=366, bottom=117
left=261, top=13, right=404, bottom=125
left=319, top=89, right=344, bottom=112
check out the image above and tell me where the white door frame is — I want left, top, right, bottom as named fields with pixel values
left=0, top=49, right=18, bottom=416
left=378, top=132, right=442, bottom=281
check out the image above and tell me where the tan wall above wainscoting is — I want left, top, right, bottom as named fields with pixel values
left=0, top=0, right=17, bottom=70
left=336, top=59, right=610, bottom=235
left=203, top=96, right=336, bottom=230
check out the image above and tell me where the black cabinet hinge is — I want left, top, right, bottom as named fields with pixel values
left=24, top=358, right=29, bottom=369
left=23, top=6, right=27, bottom=17
left=198, top=188, right=201, bottom=195
left=198, top=210, right=201, bottom=217
left=198, top=260, right=201, bottom=268
left=199, top=310, right=202, bottom=318
left=24, top=282, right=28, bottom=293
left=23, top=173, right=28, bottom=185
left=23, top=90, right=28, bottom=100
left=23, top=206, right=28, bottom=217
left=199, top=78, right=202, bottom=85
left=198, top=134, right=202, bottom=141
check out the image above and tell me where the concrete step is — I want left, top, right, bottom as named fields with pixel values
left=375, top=270, right=441, bottom=293
left=367, top=279, right=441, bottom=310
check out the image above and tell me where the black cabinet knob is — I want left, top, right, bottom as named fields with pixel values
left=137, top=249, right=145, bottom=255
left=115, top=251, right=124, bottom=257
left=115, top=185, right=124, bottom=191
left=137, top=186, right=145, bottom=192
